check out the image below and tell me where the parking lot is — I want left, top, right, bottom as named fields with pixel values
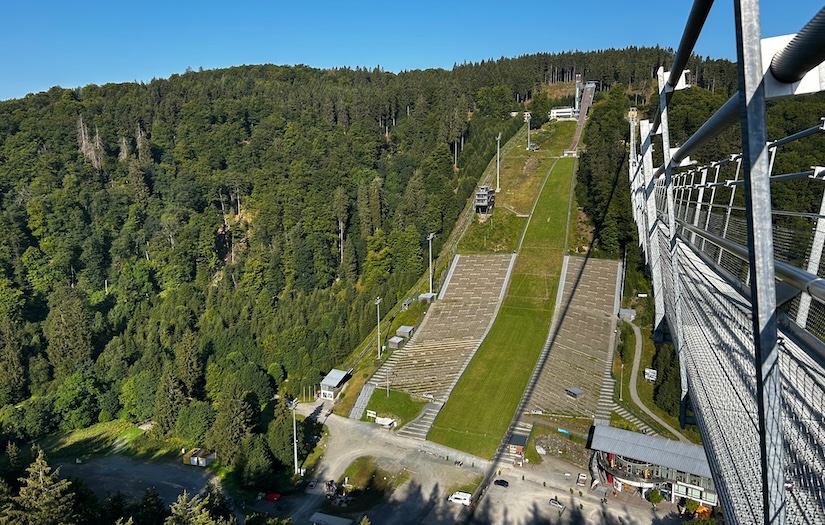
left=469, top=459, right=685, bottom=525
left=58, top=454, right=216, bottom=506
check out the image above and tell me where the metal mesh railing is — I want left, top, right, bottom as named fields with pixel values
left=627, top=3, right=825, bottom=523
left=653, top=237, right=825, bottom=523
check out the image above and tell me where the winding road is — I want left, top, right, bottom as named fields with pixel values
left=627, top=322, right=691, bottom=443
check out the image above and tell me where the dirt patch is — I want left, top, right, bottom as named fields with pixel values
left=533, top=433, right=591, bottom=469
left=571, top=207, right=594, bottom=253
left=58, top=454, right=217, bottom=505
left=523, top=157, right=540, bottom=177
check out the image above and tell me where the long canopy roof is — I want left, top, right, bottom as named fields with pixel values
left=590, top=425, right=712, bottom=479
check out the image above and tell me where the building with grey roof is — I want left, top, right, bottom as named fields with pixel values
left=590, top=425, right=717, bottom=508
left=320, top=369, right=348, bottom=400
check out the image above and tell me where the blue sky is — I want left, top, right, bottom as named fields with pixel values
left=0, top=1, right=821, bottom=101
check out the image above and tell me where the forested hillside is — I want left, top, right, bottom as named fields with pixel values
left=0, top=47, right=750, bottom=507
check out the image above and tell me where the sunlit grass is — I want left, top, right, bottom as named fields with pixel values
left=431, top=155, right=577, bottom=458
left=362, top=389, right=428, bottom=429
left=459, top=207, right=526, bottom=254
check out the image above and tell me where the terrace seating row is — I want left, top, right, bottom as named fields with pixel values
left=524, top=256, right=619, bottom=420
left=368, top=254, right=516, bottom=409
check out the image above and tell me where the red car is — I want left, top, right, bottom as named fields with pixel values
left=265, top=493, right=281, bottom=502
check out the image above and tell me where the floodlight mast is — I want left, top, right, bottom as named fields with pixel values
left=525, top=114, right=532, bottom=150
left=496, top=132, right=502, bottom=191
left=375, top=296, right=382, bottom=359
left=288, top=399, right=299, bottom=475
left=427, top=233, right=436, bottom=294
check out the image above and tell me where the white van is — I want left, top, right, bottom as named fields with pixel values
left=448, top=491, right=472, bottom=506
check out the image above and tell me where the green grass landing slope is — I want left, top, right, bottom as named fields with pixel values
left=429, top=153, right=576, bottom=458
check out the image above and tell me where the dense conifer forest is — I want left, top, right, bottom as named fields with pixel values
left=6, top=44, right=823, bottom=523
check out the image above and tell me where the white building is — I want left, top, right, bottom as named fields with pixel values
left=320, top=369, right=348, bottom=400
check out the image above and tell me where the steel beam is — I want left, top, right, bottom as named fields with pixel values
left=641, top=119, right=666, bottom=334
left=651, top=0, right=714, bottom=133
left=734, top=1, right=785, bottom=522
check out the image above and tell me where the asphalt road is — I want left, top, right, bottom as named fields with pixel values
left=57, top=399, right=689, bottom=524
left=470, top=459, right=684, bottom=525
left=296, top=400, right=689, bottom=525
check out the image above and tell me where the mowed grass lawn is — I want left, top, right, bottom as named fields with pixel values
left=429, top=156, right=576, bottom=458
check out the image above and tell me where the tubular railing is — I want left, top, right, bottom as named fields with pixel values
left=628, top=3, right=825, bottom=524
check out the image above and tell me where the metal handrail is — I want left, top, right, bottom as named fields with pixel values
left=769, top=7, right=825, bottom=84
left=652, top=0, right=716, bottom=133
left=651, top=7, right=825, bottom=176
left=677, top=220, right=825, bottom=303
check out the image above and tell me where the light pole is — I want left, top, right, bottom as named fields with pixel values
left=375, top=296, right=382, bottom=359
left=619, top=363, right=624, bottom=402
left=496, top=132, right=502, bottom=192
left=288, top=399, right=299, bottom=475
left=427, top=232, right=436, bottom=294
left=525, top=113, right=531, bottom=150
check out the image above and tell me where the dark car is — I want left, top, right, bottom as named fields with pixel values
left=493, top=479, right=509, bottom=487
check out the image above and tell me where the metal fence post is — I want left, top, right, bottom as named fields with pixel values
left=734, top=1, right=785, bottom=522
left=702, top=161, right=723, bottom=254
left=796, top=183, right=825, bottom=329
left=657, top=66, right=688, bottom=403
left=692, top=168, right=709, bottom=246
left=719, top=158, right=742, bottom=265
left=641, top=119, right=666, bottom=337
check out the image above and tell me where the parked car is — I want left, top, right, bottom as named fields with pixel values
left=576, top=473, right=587, bottom=486
left=493, top=479, right=509, bottom=487
left=448, top=491, right=472, bottom=506
left=265, top=493, right=281, bottom=502
left=549, top=498, right=565, bottom=511
left=307, top=479, right=317, bottom=489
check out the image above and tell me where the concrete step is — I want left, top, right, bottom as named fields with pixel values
left=612, top=404, right=658, bottom=436
left=349, top=383, right=376, bottom=420
left=396, top=403, right=443, bottom=440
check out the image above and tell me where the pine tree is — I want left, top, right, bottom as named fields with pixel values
left=0, top=478, right=14, bottom=523
left=206, top=386, right=255, bottom=467
left=44, top=286, right=94, bottom=381
left=153, top=366, right=186, bottom=435
left=175, top=329, right=203, bottom=399
left=165, top=491, right=236, bottom=525
left=266, top=400, right=296, bottom=469
left=240, top=434, right=274, bottom=490
left=4, top=442, right=20, bottom=481
left=333, top=186, right=349, bottom=265
left=0, top=323, right=26, bottom=407
left=100, top=492, right=129, bottom=525
left=9, top=448, right=75, bottom=525
left=130, top=487, right=168, bottom=525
